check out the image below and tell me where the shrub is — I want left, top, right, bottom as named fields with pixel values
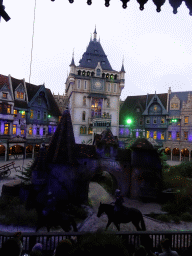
left=171, top=215, right=180, bottom=224
left=181, top=212, right=192, bottom=222
left=156, top=214, right=170, bottom=222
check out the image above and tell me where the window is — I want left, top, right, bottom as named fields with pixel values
left=184, top=131, right=188, bottom=140
left=80, top=126, right=86, bottom=134
left=38, top=98, right=41, bottom=105
left=7, top=105, right=10, bottom=114
left=2, top=93, right=7, bottom=99
left=21, top=111, right=25, bottom=118
left=107, top=99, right=110, bottom=108
left=43, top=128, right=46, bottom=135
left=114, top=84, right=116, bottom=92
left=139, top=118, right=143, bottom=126
left=168, top=131, right=172, bottom=140
left=171, top=103, right=178, bottom=109
left=161, top=132, right=165, bottom=140
left=176, top=132, right=180, bottom=140
left=184, top=116, right=189, bottom=124
left=4, top=123, right=9, bottom=135
left=37, top=111, right=40, bottom=119
left=30, top=110, right=33, bottom=119
left=82, top=111, right=86, bottom=121
left=136, top=108, right=140, bottom=112
left=13, top=125, right=16, bottom=135
left=153, top=118, right=157, bottom=124
left=154, top=105, right=158, bottom=112
left=161, top=117, right=165, bottom=124
left=14, top=109, right=17, bottom=117
left=146, top=131, right=150, bottom=139
left=17, top=92, right=20, bottom=99
left=44, top=112, right=46, bottom=120
left=29, top=127, right=32, bottom=135
left=77, top=80, right=81, bottom=89
left=37, top=127, right=39, bottom=135
left=108, top=84, right=111, bottom=92
left=83, top=96, right=86, bottom=106
left=84, top=81, right=87, bottom=89
left=146, top=118, right=150, bottom=124
left=20, top=92, right=24, bottom=99
left=0, top=104, right=2, bottom=113
left=153, top=131, right=157, bottom=140
left=21, top=129, right=24, bottom=135
left=88, top=126, right=93, bottom=134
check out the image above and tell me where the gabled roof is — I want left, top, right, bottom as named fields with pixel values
left=25, top=82, right=42, bottom=102
left=0, top=74, right=10, bottom=90
left=78, top=33, right=114, bottom=71
left=119, top=93, right=168, bottom=125
left=11, top=77, right=25, bottom=93
left=45, top=88, right=61, bottom=116
left=142, top=93, right=168, bottom=115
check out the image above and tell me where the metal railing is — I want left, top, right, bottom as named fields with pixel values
left=0, top=231, right=192, bottom=254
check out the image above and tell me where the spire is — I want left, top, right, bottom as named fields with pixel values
left=70, top=49, right=75, bottom=66
left=121, top=56, right=125, bottom=72
left=93, top=26, right=97, bottom=41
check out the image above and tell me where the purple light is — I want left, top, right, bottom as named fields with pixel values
left=120, top=128, right=124, bottom=135
left=33, top=128, right=36, bottom=135
left=40, top=128, right=43, bottom=136
left=172, top=131, right=176, bottom=140
left=150, top=131, right=153, bottom=138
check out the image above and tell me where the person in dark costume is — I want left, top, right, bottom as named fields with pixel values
left=114, top=189, right=124, bottom=216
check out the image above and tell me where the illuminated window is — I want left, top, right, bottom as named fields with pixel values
left=20, top=92, right=24, bottom=99
left=4, top=123, right=9, bottom=135
left=17, top=92, right=20, bottom=98
left=21, top=129, right=24, bottom=135
left=153, top=131, right=157, bottom=140
left=88, top=126, right=93, bottom=134
left=30, top=110, right=33, bottom=119
left=184, top=131, right=188, bottom=140
left=2, top=93, right=7, bottom=99
left=161, top=118, right=165, bottom=124
left=80, top=126, right=86, bottom=134
left=13, top=125, right=16, bottom=135
left=7, top=105, right=10, bottom=114
left=176, top=132, right=180, bottom=140
left=29, top=127, right=32, bottom=135
left=184, top=116, right=189, bottom=124
left=14, top=109, right=17, bottom=117
left=146, top=131, right=150, bottom=139
left=21, top=111, right=25, bottom=118
left=168, top=131, right=172, bottom=140
left=154, top=105, right=158, bottom=112
left=161, top=132, right=165, bottom=140
left=171, top=103, right=178, bottom=109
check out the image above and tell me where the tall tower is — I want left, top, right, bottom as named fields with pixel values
left=65, top=28, right=125, bottom=144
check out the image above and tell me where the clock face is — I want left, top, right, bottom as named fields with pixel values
left=95, top=81, right=101, bottom=88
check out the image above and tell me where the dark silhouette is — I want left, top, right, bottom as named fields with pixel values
left=97, top=202, right=146, bottom=231
left=0, top=238, right=22, bottom=256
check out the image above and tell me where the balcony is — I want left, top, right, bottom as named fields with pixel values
left=89, top=114, right=112, bottom=127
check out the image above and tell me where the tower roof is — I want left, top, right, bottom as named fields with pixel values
left=78, top=30, right=115, bottom=71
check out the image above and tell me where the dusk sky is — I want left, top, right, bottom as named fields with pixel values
left=1, top=0, right=192, bottom=100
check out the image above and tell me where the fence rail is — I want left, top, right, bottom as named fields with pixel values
left=0, top=231, right=192, bottom=253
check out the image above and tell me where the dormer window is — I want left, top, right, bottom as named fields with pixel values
left=38, top=98, right=42, bottom=105
left=87, top=59, right=91, bottom=63
left=94, top=50, right=98, bottom=53
left=16, top=91, right=24, bottom=99
left=101, top=61, right=105, bottom=65
left=2, top=93, right=7, bottom=99
left=96, top=69, right=101, bottom=77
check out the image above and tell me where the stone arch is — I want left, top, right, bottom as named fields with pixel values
left=0, top=144, right=5, bottom=160
left=172, top=147, right=180, bottom=161
left=181, top=148, right=189, bottom=162
left=9, top=144, right=24, bottom=159
left=164, top=147, right=171, bottom=160
left=26, top=144, right=33, bottom=158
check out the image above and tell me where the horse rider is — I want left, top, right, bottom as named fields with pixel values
left=114, top=189, right=124, bottom=216
left=42, top=191, right=56, bottom=216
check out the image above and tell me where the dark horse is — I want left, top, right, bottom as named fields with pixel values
left=97, top=202, right=146, bottom=231
left=25, top=187, right=78, bottom=232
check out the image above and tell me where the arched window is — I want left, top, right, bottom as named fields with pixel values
left=96, top=69, right=101, bottom=77
left=80, top=126, right=86, bottom=134
left=82, top=111, right=86, bottom=121
left=107, top=99, right=110, bottom=108
left=88, top=126, right=93, bottom=134
left=83, top=96, right=86, bottom=106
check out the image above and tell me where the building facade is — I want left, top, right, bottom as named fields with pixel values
left=65, top=29, right=125, bottom=144
left=0, top=74, right=61, bottom=161
left=119, top=87, right=192, bottom=161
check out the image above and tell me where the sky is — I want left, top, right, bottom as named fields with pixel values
left=1, top=0, right=192, bottom=101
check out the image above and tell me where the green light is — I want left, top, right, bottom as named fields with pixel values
left=172, top=119, right=177, bottom=123
left=127, top=119, right=132, bottom=124
left=48, top=115, right=51, bottom=118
